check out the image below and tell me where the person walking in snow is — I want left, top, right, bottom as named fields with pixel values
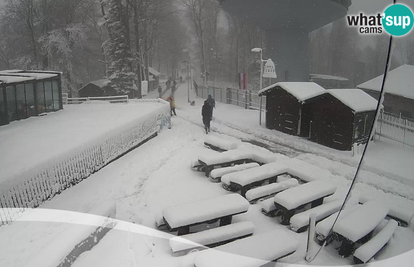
left=202, top=100, right=212, bottom=134
left=166, top=95, right=177, bottom=116
left=206, top=95, right=215, bottom=119
left=157, top=85, right=162, bottom=98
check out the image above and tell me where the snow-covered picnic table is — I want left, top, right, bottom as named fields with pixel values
left=245, top=178, right=298, bottom=203
left=204, top=136, right=238, bottom=152
left=193, top=230, right=299, bottom=267
left=273, top=180, right=337, bottom=225
left=333, top=200, right=389, bottom=257
left=196, top=149, right=276, bottom=177
left=162, top=194, right=250, bottom=235
left=221, top=162, right=288, bottom=196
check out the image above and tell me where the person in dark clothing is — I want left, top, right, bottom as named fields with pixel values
left=202, top=100, right=212, bottom=134
left=206, top=95, right=215, bottom=119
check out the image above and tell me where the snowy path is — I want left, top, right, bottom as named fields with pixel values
left=1, top=82, right=414, bottom=266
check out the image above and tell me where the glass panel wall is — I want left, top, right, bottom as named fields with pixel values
left=36, top=81, right=45, bottom=113
left=52, top=80, right=60, bottom=111
left=44, top=81, right=53, bottom=112
left=0, top=87, right=6, bottom=125
left=6, top=85, right=16, bottom=122
left=16, top=84, right=26, bottom=119
left=25, top=83, right=36, bottom=116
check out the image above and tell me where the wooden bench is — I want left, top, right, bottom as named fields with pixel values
left=353, top=219, right=398, bottom=264
left=260, top=198, right=278, bottom=217
left=245, top=178, right=298, bottom=203
left=204, top=136, right=238, bottom=152
left=161, top=194, right=250, bottom=235
left=315, top=204, right=361, bottom=245
left=197, top=150, right=256, bottom=177
left=273, top=180, right=337, bottom=225
left=333, top=200, right=389, bottom=257
left=210, top=163, right=260, bottom=183
left=193, top=230, right=300, bottom=267
left=289, top=200, right=342, bottom=233
left=169, top=221, right=254, bottom=254
left=221, top=162, right=289, bottom=196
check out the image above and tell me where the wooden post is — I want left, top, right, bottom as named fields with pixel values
left=305, top=213, right=317, bottom=262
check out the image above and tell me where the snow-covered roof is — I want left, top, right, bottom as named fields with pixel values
left=0, top=70, right=59, bottom=83
left=148, top=67, right=161, bottom=77
left=327, top=89, right=378, bottom=112
left=0, top=76, right=35, bottom=83
left=357, top=65, right=414, bottom=100
left=258, top=82, right=326, bottom=102
left=89, top=79, right=110, bottom=88
left=310, top=74, right=349, bottom=81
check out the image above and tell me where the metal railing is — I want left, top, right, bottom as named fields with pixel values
left=196, top=85, right=266, bottom=110
left=66, top=95, right=129, bottom=104
left=376, top=111, right=414, bottom=148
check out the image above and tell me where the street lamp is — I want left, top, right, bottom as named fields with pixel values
left=251, top=48, right=265, bottom=125
left=251, top=48, right=277, bottom=126
left=182, top=60, right=190, bottom=103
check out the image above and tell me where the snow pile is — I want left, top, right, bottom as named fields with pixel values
left=204, top=136, right=238, bottom=151
left=290, top=200, right=342, bottom=232
left=258, top=82, right=325, bottom=102
left=246, top=178, right=299, bottom=203
left=353, top=219, right=398, bottom=263
left=334, top=200, right=389, bottom=242
left=221, top=162, right=288, bottom=187
left=328, top=89, right=378, bottom=113
left=315, top=204, right=361, bottom=242
left=162, top=194, right=249, bottom=229
left=274, top=180, right=337, bottom=210
left=360, top=194, right=414, bottom=225
left=198, top=149, right=254, bottom=166
left=193, top=230, right=299, bottom=267
left=169, top=221, right=254, bottom=253
left=210, top=163, right=260, bottom=182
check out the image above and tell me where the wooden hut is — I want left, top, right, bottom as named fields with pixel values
left=78, top=79, right=116, bottom=97
left=258, top=82, right=325, bottom=136
left=306, top=89, right=378, bottom=151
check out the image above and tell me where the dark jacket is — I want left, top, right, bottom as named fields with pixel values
left=202, top=102, right=212, bottom=120
left=207, top=96, right=215, bottom=108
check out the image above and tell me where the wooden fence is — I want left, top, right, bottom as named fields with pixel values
left=376, top=112, right=414, bottom=148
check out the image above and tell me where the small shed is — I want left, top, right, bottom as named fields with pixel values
left=258, top=82, right=326, bottom=136
left=0, top=70, right=62, bottom=126
left=78, top=79, right=116, bottom=97
left=307, top=89, right=378, bottom=151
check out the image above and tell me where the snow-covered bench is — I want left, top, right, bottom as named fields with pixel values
left=333, top=200, right=389, bottom=257
left=273, top=180, right=337, bottom=225
left=161, top=194, right=250, bottom=235
left=169, top=221, right=254, bottom=254
left=260, top=198, right=278, bottom=217
left=353, top=219, right=398, bottom=264
left=210, top=163, right=260, bottom=183
left=193, top=230, right=300, bottom=267
left=315, top=204, right=361, bottom=245
left=221, top=162, right=289, bottom=196
left=289, top=200, right=342, bottom=233
left=359, top=195, right=414, bottom=226
left=204, top=136, right=238, bottom=152
left=245, top=178, right=298, bottom=203
left=197, top=150, right=256, bottom=176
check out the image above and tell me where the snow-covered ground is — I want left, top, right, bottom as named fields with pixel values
left=1, top=82, right=414, bottom=266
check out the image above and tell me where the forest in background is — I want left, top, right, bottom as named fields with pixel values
left=0, top=0, right=412, bottom=97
